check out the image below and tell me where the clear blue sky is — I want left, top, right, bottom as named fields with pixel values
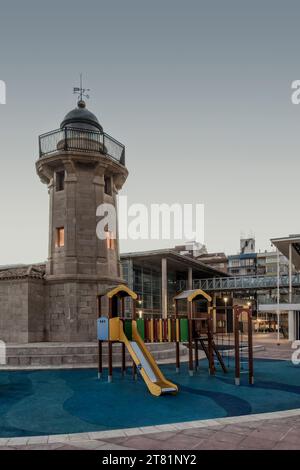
left=0, top=0, right=300, bottom=264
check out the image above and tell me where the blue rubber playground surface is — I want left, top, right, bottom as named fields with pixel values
left=0, top=358, right=300, bottom=437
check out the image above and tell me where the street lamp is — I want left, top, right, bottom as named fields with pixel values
left=224, top=297, right=228, bottom=332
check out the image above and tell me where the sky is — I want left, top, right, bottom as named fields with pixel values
left=0, top=0, right=300, bottom=265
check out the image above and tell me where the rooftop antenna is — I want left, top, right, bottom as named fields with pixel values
left=73, top=73, right=90, bottom=103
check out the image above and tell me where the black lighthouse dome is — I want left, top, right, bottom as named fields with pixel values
left=60, top=100, right=103, bottom=132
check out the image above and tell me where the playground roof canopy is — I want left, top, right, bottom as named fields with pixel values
left=105, top=284, right=138, bottom=300
left=174, top=289, right=212, bottom=303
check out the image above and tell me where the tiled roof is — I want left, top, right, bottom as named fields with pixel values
left=0, top=264, right=46, bottom=280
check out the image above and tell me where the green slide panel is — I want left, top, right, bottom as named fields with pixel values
left=180, top=318, right=189, bottom=342
left=124, top=320, right=133, bottom=341
left=136, top=318, right=145, bottom=340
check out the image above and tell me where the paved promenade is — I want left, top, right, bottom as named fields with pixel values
left=1, top=410, right=300, bottom=450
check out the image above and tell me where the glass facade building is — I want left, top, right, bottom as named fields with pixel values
left=121, top=259, right=178, bottom=317
left=120, top=250, right=222, bottom=318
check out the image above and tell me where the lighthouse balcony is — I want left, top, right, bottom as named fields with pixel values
left=39, top=127, right=125, bottom=165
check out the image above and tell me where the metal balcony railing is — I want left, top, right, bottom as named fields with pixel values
left=258, top=294, right=300, bottom=305
left=176, top=274, right=300, bottom=292
left=38, top=127, right=125, bottom=165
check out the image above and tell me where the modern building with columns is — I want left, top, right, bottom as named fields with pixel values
left=121, top=249, right=225, bottom=318
left=258, top=234, right=300, bottom=341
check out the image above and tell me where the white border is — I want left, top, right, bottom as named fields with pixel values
left=1, top=407, right=300, bottom=447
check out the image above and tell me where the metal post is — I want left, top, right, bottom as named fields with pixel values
left=188, top=301, right=194, bottom=376
left=207, top=306, right=215, bottom=375
left=64, top=127, right=68, bottom=151
left=234, top=307, right=240, bottom=386
left=97, top=296, right=102, bottom=379
left=195, top=338, right=199, bottom=371
left=121, top=297, right=126, bottom=376
left=224, top=297, right=228, bottom=335
left=248, top=307, right=254, bottom=385
left=277, top=249, right=280, bottom=346
left=38, top=136, right=42, bottom=158
left=132, top=298, right=137, bottom=380
left=161, top=258, right=168, bottom=320
left=289, top=243, right=293, bottom=303
left=288, top=243, right=295, bottom=341
left=175, top=300, right=180, bottom=373
left=108, top=297, right=113, bottom=383
left=212, top=293, right=217, bottom=333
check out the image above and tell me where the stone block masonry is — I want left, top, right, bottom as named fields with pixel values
left=0, top=269, right=123, bottom=343
left=0, top=268, right=46, bottom=343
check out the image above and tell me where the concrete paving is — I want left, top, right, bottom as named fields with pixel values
left=1, top=412, right=300, bottom=450
left=253, top=333, right=293, bottom=360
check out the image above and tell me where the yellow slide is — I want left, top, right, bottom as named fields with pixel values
left=111, top=318, right=178, bottom=397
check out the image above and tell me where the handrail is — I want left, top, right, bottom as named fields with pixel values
left=38, top=127, right=125, bottom=165
left=177, top=273, right=300, bottom=291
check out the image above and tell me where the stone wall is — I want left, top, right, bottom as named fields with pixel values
left=45, top=280, right=122, bottom=342
left=46, top=281, right=115, bottom=342
left=0, top=278, right=46, bottom=344
left=28, top=279, right=46, bottom=342
left=0, top=276, right=121, bottom=344
left=0, top=279, right=29, bottom=343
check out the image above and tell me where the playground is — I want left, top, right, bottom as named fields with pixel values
left=0, top=358, right=300, bottom=438
left=0, top=285, right=299, bottom=441
left=96, top=285, right=254, bottom=395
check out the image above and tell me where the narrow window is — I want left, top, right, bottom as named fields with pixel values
left=56, top=170, right=65, bottom=192
left=106, top=230, right=115, bottom=250
left=104, top=176, right=112, bottom=195
left=55, top=227, right=65, bottom=247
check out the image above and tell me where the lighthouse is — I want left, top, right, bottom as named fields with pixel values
left=36, top=90, right=128, bottom=341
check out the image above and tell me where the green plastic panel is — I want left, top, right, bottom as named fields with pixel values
left=124, top=319, right=132, bottom=341
left=136, top=319, right=145, bottom=340
left=180, top=318, right=189, bottom=342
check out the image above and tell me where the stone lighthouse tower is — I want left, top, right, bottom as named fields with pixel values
left=36, top=93, right=128, bottom=341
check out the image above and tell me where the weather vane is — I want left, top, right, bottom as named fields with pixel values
left=73, top=73, right=90, bottom=102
